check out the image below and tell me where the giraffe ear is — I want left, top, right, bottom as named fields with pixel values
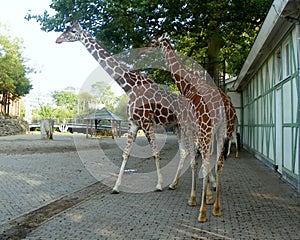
left=161, top=33, right=170, bottom=40
left=158, top=33, right=170, bottom=42
left=155, top=32, right=163, bottom=38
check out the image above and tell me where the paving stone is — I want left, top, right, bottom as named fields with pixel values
left=0, top=134, right=299, bottom=239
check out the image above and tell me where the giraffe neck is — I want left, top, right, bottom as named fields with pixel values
left=161, top=40, right=207, bottom=96
left=79, top=31, right=134, bottom=94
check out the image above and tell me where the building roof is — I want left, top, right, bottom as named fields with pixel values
left=84, top=107, right=122, bottom=121
left=234, top=0, right=300, bottom=91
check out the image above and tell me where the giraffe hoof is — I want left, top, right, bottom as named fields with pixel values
left=188, top=198, right=197, bottom=207
left=198, top=216, right=207, bottom=223
left=154, top=188, right=162, bottom=192
left=213, top=210, right=221, bottom=217
left=213, top=212, right=221, bottom=217
left=168, top=185, right=176, bottom=190
left=111, top=189, right=120, bottom=194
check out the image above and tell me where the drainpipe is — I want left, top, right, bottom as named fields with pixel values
left=240, top=90, right=244, bottom=148
left=297, top=22, right=300, bottom=193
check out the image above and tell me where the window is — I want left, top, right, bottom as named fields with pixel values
left=275, top=49, right=281, bottom=83
left=283, top=42, right=290, bottom=78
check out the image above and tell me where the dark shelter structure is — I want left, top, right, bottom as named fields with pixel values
left=85, top=107, right=122, bottom=139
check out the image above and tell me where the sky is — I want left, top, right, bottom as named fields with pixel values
left=0, top=0, right=123, bottom=95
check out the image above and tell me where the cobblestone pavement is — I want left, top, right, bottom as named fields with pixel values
left=0, top=134, right=97, bottom=226
left=0, top=134, right=299, bottom=239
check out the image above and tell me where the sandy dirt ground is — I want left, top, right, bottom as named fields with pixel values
left=0, top=133, right=101, bottom=154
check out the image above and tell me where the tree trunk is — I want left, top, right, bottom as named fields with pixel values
left=207, top=31, right=224, bottom=86
left=2, top=92, right=7, bottom=115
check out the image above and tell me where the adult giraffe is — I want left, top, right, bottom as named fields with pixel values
left=55, top=21, right=196, bottom=195
left=147, top=33, right=239, bottom=159
left=143, top=33, right=231, bottom=222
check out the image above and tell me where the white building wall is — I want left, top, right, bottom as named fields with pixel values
left=242, top=27, right=299, bottom=189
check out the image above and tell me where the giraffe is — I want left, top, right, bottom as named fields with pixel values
left=147, top=33, right=239, bottom=158
left=142, top=33, right=231, bottom=222
left=55, top=21, right=197, bottom=195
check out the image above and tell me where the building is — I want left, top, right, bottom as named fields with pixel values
left=0, top=94, right=22, bottom=116
left=233, top=0, right=300, bottom=192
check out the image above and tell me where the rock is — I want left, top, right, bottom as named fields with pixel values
left=0, top=116, right=29, bottom=136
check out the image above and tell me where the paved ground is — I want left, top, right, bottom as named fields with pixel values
left=0, top=134, right=299, bottom=239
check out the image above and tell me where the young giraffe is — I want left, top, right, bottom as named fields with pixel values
left=55, top=21, right=197, bottom=194
left=143, top=33, right=230, bottom=222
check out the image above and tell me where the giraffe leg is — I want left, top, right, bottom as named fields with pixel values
left=234, top=118, right=240, bottom=158
left=209, top=171, right=216, bottom=191
left=188, top=155, right=197, bottom=206
left=145, top=127, right=163, bottom=191
left=154, top=154, right=163, bottom=191
left=213, top=160, right=223, bottom=217
left=198, top=162, right=209, bottom=222
left=112, top=153, right=128, bottom=194
left=168, top=149, right=186, bottom=190
left=235, top=132, right=240, bottom=158
left=169, top=127, right=187, bottom=190
left=181, top=130, right=197, bottom=206
left=227, top=139, right=232, bottom=157
left=112, top=123, right=138, bottom=194
left=206, top=175, right=214, bottom=205
left=213, top=140, right=225, bottom=217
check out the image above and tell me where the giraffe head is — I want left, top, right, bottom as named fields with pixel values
left=140, top=33, right=171, bottom=55
left=152, top=33, right=170, bottom=47
left=56, top=21, right=83, bottom=44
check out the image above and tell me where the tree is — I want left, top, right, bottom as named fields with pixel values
left=52, top=90, right=78, bottom=111
left=35, top=104, right=54, bottom=119
left=0, top=24, right=33, bottom=114
left=91, top=82, right=118, bottom=111
left=77, top=91, right=93, bottom=117
left=26, top=0, right=272, bottom=84
left=53, top=107, right=74, bottom=119
left=101, top=86, right=118, bottom=111
left=114, top=94, right=129, bottom=121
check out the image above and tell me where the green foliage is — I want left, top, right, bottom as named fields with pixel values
left=53, top=107, right=74, bottom=119
left=20, top=104, right=26, bottom=117
left=101, top=86, right=118, bottom=112
left=114, top=94, right=129, bottom=121
left=52, top=90, right=78, bottom=110
left=26, top=0, right=272, bottom=82
left=37, top=104, right=54, bottom=119
left=32, top=88, right=120, bottom=120
left=91, top=82, right=118, bottom=112
left=0, top=24, right=33, bottom=114
left=77, top=91, right=93, bottom=117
